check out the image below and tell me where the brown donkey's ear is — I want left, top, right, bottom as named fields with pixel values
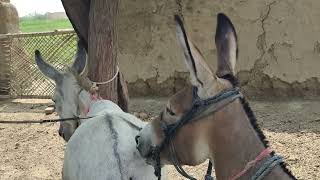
left=215, top=13, right=238, bottom=77
left=175, top=15, right=204, bottom=87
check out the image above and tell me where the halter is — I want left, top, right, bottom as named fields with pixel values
left=149, top=85, right=283, bottom=180
left=149, top=86, right=243, bottom=180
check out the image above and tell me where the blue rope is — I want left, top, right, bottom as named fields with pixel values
left=251, top=155, right=283, bottom=180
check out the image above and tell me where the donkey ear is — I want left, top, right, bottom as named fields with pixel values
left=175, top=15, right=204, bottom=87
left=71, top=40, right=87, bottom=75
left=35, top=50, right=62, bottom=83
left=215, top=13, right=238, bottom=77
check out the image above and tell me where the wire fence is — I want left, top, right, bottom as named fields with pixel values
left=0, top=30, right=77, bottom=98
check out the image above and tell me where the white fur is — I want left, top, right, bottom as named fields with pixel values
left=36, top=43, right=167, bottom=180
left=63, top=99, right=166, bottom=180
left=136, top=123, right=159, bottom=158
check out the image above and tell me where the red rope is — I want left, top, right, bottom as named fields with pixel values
left=229, top=148, right=272, bottom=180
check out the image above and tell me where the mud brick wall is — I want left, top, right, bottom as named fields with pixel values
left=0, top=0, right=19, bottom=95
left=117, top=0, right=320, bottom=99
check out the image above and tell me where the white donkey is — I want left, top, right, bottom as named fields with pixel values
left=35, top=41, right=166, bottom=180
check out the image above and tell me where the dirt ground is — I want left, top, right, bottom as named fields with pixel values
left=0, top=98, right=320, bottom=180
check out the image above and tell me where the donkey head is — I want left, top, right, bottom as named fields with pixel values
left=35, top=41, right=88, bottom=141
left=136, top=13, right=238, bottom=166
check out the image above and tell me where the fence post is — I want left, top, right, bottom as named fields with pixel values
left=0, top=0, right=19, bottom=96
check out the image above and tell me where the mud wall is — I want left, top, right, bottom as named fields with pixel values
left=117, top=0, right=320, bottom=98
left=0, top=0, right=19, bottom=34
left=0, top=0, right=19, bottom=95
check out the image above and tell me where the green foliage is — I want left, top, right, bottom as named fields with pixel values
left=20, top=18, right=73, bottom=33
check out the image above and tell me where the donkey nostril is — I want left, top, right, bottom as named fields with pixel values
left=135, top=135, right=140, bottom=145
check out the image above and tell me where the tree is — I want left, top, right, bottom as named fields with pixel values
left=61, top=0, right=129, bottom=112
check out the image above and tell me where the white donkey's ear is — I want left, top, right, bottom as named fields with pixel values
left=215, top=13, right=238, bottom=77
left=71, top=40, right=87, bottom=75
left=35, top=50, right=62, bottom=83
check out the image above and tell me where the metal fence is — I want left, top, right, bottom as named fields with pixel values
left=0, top=30, right=77, bottom=98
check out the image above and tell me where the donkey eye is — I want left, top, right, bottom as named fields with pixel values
left=166, top=107, right=175, bottom=116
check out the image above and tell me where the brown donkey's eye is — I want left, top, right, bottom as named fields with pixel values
left=166, top=107, right=175, bottom=116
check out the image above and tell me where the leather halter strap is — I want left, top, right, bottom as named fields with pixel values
left=152, top=87, right=243, bottom=180
left=160, top=87, right=243, bottom=151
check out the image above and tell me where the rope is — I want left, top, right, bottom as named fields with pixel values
left=169, top=141, right=196, bottom=180
left=229, top=148, right=272, bottom=180
left=251, top=155, right=283, bottom=180
left=154, top=87, right=241, bottom=180
left=168, top=141, right=214, bottom=180
left=0, top=117, right=92, bottom=124
left=160, top=88, right=242, bottom=150
left=91, top=66, right=119, bottom=86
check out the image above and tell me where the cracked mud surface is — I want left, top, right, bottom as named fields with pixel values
left=118, top=0, right=320, bottom=98
left=0, top=98, right=320, bottom=179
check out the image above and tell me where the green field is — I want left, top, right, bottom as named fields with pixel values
left=20, top=18, right=73, bottom=33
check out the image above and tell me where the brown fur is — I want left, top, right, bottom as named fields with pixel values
left=154, top=85, right=293, bottom=179
left=137, top=14, right=295, bottom=180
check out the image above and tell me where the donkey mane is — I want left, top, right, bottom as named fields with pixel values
left=221, top=74, right=297, bottom=180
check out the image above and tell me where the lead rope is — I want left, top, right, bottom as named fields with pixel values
left=90, top=66, right=119, bottom=86
left=155, top=87, right=242, bottom=180
left=169, top=140, right=196, bottom=180
left=168, top=140, right=214, bottom=180
left=88, top=65, right=120, bottom=100
left=0, top=116, right=92, bottom=124
left=250, top=155, right=283, bottom=180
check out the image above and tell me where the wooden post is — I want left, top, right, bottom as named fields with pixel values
left=61, top=0, right=129, bottom=112
left=88, top=0, right=119, bottom=104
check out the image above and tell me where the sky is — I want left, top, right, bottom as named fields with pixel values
left=11, top=0, right=65, bottom=17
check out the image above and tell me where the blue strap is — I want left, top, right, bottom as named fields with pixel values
left=251, top=155, right=283, bottom=180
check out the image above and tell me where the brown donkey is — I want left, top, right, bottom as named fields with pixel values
left=136, top=14, right=296, bottom=180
